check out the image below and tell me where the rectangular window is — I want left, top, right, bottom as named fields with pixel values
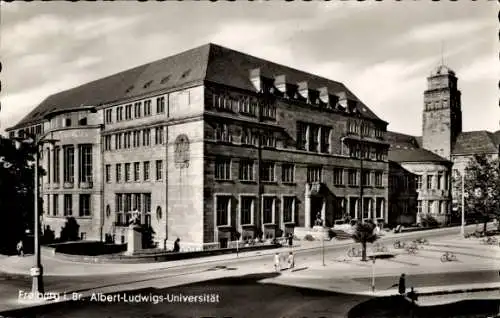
left=53, top=146, right=60, bottom=183
left=375, top=172, right=383, bottom=187
left=134, top=162, right=140, bottom=181
left=215, top=158, right=231, bottom=180
left=125, top=104, right=132, bottom=120
left=215, top=124, right=231, bottom=142
left=308, top=125, right=319, bottom=152
left=144, top=100, right=152, bottom=116
left=116, top=164, right=122, bottom=183
left=320, top=128, right=330, bottom=153
left=124, top=132, right=131, bottom=149
left=78, top=144, right=92, bottom=183
left=115, top=133, right=122, bottom=149
left=307, top=166, right=322, bottom=183
left=156, top=96, right=165, bottom=114
left=427, top=175, right=433, bottom=189
left=125, top=163, right=131, bottom=182
left=105, top=165, right=111, bottom=183
left=417, top=201, right=422, bottom=214
left=437, top=173, right=443, bottom=190
left=104, top=135, right=112, bottom=151
left=133, top=131, right=140, bottom=148
left=79, top=194, right=91, bottom=217
left=143, top=161, right=150, bottom=181
left=281, top=164, right=295, bottom=183
left=348, top=169, right=358, bottom=186
left=283, top=197, right=294, bottom=223
left=144, top=193, right=151, bottom=213
left=416, top=175, right=422, bottom=189
left=133, top=193, right=141, bottom=212
left=216, top=196, right=230, bottom=226
left=362, top=171, right=371, bottom=186
left=105, top=109, right=113, bottom=124
left=296, top=122, right=307, bottom=150
left=239, top=160, right=254, bottom=181
left=333, top=168, right=343, bottom=185
left=46, top=148, right=51, bottom=183
left=53, top=194, right=58, bottom=216
left=116, top=106, right=123, bottom=122
left=63, top=145, right=75, bottom=183
left=240, top=196, right=253, bottom=225
left=260, top=162, right=275, bottom=182
left=156, top=160, right=163, bottom=180
left=428, top=200, right=434, bottom=214
left=64, top=194, right=72, bottom=216
left=155, top=127, right=164, bottom=145
left=134, top=102, right=142, bottom=118
left=263, top=197, right=274, bottom=224
left=142, top=129, right=151, bottom=146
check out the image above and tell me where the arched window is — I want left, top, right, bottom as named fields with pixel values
left=106, top=205, right=111, bottom=218
left=156, top=206, right=162, bottom=220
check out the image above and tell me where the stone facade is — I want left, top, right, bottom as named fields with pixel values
left=7, top=44, right=393, bottom=250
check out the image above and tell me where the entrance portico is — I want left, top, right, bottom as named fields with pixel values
left=304, top=183, right=326, bottom=228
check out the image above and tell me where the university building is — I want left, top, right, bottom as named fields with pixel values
left=387, top=64, right=499, bottom=225
left=6, top=44, right=391, bottom=250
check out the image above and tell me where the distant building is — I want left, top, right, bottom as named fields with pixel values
left=6, top=44, right=391, bottom=249
left=387, top=64, right=499, bottom=225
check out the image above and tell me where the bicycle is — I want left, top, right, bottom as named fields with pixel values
left=347, top=247, right=362, bottom=258
left=405, top=243, right=418, bottom=255
left=413, top=238, right=429, bottom=245
left=372, top=242, right=388, bottom=253
left=393, top=240, right=406, bottom=249
left=481, top=237, right=498, bottom=245
left=440, top=252, right=457, bottom=262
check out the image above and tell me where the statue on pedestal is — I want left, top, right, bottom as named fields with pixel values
left=314, top=212, right=324, bottom=227
left=129, top=210, right=141, bottom=227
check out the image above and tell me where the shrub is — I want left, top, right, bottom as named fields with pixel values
left=420, top=214, right=440, bottom=228
left=59, top=217, right=80, bottom=242
left=304, top=234, right=315, bottom=241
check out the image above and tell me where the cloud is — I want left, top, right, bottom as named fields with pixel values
left=458, top=54, right=498, bottom=82
left=395, top=19, right=490, bottom=45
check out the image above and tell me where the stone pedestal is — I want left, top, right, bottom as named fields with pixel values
left=125, top=224, right=142, bottom=255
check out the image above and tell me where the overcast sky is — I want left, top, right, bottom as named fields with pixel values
left=0, top=1, right=497, bottom=135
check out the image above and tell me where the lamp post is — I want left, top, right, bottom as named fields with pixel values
left=14, top=134, right=59, bottom=295
left=321, top=234, right=325, bottom=266
left=371, top=257, right=376, bottom=293
left=461, top=172, right=465, bottom=236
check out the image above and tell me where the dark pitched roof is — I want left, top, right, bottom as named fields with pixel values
left=8, top=43, right=385, bottom=131
left=452, top=131, right=499, bottom=155
left=388, top=148, right=451, bottom=164
left=493, top=130, right=500, bottom=144
left=385, top=131, right=420, bottom=149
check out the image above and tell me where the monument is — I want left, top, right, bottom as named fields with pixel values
left=125, top=211, right=142, bottom=255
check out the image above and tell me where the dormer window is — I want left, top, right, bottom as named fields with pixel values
left=181, top=70, right=191, bottom=79
left=125, top=86, right=134, bottom=93
left=143, top=80, right=153, bottom=89
left=65, top=118, right=72, bottom=127
left=79, top=118, right=87, bottom=126
left=160, top=75, right=170, bottom=84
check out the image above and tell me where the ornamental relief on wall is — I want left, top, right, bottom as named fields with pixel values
left=174, top=134, right=190, bottom=169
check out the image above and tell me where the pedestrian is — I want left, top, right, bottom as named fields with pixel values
left=288, top=233, right=293, bottom=249
left=399, top=273, right=406, bottom=295
left=274, top=252, right=281, bottom=272
left=287, top=251, right=295, bottom=269
left=16, top=240, right=24, bottom=257
left=173, top=238, right=180, bottom=252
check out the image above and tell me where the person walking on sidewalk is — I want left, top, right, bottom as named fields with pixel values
left=274, top=252, right=281, bottom=272
left=16, top=240, right=24, bottom=257
left=288, top=233, right=293, bottom=249
left=399, top=273, right=406, bottom=295
left=287, top=251, right=295, bottom=269
left=173, top=238, right=180, bottom=252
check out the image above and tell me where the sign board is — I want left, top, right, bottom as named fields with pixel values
left=30, top=267, right=41, bottom=276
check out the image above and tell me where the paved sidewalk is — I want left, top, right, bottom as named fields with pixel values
left=0, top=223, right=492, bottom=277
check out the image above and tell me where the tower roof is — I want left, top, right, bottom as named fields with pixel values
left=431, top=64, right=455, bottom=77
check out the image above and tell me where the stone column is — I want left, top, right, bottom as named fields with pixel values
left=354, top=198, right=359, bottom=219
left=305, top=184, right=311, bottom=228
left=305, top=125, right=310, bottom=151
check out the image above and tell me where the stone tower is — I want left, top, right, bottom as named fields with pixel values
left=422, top=65, right=462, bottom=160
